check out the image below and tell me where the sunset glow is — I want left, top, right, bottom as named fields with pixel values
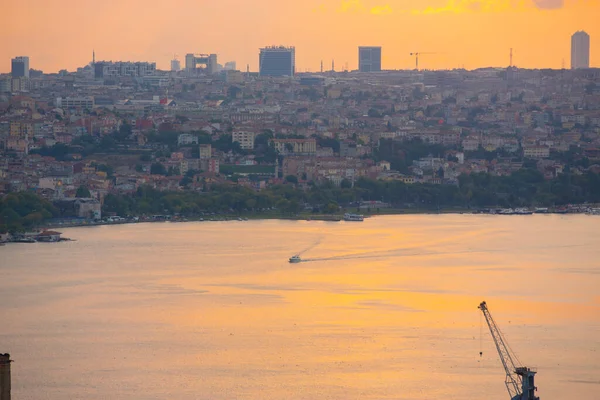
left=3, top=0, right=598, bottom=72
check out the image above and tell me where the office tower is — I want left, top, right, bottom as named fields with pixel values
left=11, top=56, right=29, bottom=78
left=259, top=46, right=295, bottom=77
left=185, top=53, right=218, bottom=74
left=224, top=61, right=237, bottom=71
left=171, top=58, right=181, bottom=72
left=571, top=31, right=590, bottom=69
left=358, top=47, right=382, bottom=72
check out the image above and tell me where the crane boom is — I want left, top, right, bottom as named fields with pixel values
left=479, top=301, right=539, bottom=400
left=409, top=52, right=437, bottom=71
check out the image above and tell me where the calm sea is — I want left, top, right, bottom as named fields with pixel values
left=1, top=215, right=599, bottom=400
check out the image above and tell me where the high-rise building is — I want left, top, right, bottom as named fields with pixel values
left=259, top=46, right=295, bottom=77
left=11, top=56, right=29, bottom=78
left=358, top=47, right=382, bottom=72
left=224, top=61, right=237, bottom=71
left=171, top=58, right=181, bottom=72
left=571, top=31, right=590, bottom=70
left=185, top=53, right=218, bottom=74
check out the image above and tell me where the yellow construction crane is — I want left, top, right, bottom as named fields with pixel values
left=409, top=52, right=437, bottom=71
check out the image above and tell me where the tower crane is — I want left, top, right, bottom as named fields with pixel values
left=479, top=301, right=539, bottom=400
left=409, top=52, right=437, bottom=71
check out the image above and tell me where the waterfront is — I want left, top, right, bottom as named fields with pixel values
left=1, top=215, right=599, bottom=399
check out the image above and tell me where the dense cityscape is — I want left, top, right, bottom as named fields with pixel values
left=1, top=32, right=599, bottom=234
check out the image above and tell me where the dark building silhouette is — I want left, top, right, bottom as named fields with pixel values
left=11, top=57, right=29, bottom=78
left=0, top=354, right=11, bottom=400
left=259, top=46, right=295, bottom=77
left=358, top=47, right=382, bottom=72
left=571, top=31, right=590, bottom=69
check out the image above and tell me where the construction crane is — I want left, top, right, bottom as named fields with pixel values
left=479, top=301, right=539, bottom=400
left=409, top=52, right=437, bottom=71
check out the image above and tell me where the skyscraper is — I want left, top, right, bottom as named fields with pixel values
left=11, top=56, right=29, bottom=78
left=171, top=58, right=181, bottom=72
left=358, top=47, right=382, bottom=72
left=259, top=46, right=295, bottom=77
left=571, top=31, right=590, bottom=69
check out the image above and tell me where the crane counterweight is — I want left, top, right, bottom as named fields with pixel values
left=479, top=301, right=539, bottom=400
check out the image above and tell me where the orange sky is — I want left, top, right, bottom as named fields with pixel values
left=2, top=0, right=598, bottom=73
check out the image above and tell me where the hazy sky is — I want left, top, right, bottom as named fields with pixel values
left=2, top=0, right=598, bottom=73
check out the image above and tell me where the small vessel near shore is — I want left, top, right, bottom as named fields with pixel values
left=289, top=255, right=302, bottom=263
left=343, top=213, right=364, bottom=221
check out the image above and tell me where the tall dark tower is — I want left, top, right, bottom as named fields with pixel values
left=0, top=354, right=11, bottom=400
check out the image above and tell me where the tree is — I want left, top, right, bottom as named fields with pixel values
left=323, top=202, right=340, bottom=214
left=285, top=175, right=298, bottom=184
left=76, top=186, right=91, bottom=198
left=150, top=162, right=168, bottom=175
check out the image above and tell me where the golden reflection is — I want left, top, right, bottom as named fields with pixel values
left=1, top=215, right=599, bottom=399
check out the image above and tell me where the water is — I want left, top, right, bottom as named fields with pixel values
left=1, top=215, right=599, bottom=399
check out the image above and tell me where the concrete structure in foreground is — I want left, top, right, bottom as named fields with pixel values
left=0, top=353, right=11, bottom=400
left=358, top=47, right=382, bottom=72
left=571, top=31, right=590, bottom=69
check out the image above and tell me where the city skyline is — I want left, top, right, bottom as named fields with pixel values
left=2, top=0, right=599, bottom=73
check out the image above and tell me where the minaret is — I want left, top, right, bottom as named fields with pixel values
left=93, top=49, right=95, bottom=65
left=320, top=60, right=323, bottom=73
left=331, top=60, right=335, bottom=72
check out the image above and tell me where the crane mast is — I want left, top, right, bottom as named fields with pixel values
left=479, top=301, right=539, bottom=400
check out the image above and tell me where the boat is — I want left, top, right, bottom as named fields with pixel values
left=534, top=207, right=549, bottom=214
left=289, top=255, right=302, bottom=263
left=499, top=208, right=515, bottom=215
left=343, top=213, right=364, bottom=221
left=514, top=208, right=533, bottom=215
left=13, top=238, right=36, bottom=243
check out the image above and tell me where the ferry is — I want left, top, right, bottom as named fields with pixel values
left=289, top=255, right=302, bottom=263
left=343, top=213, right=364, bottom=222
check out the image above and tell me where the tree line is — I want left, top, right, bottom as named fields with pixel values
left=2, top=169, right=600, bottom=232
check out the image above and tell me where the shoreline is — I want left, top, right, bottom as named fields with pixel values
left=35, top=206, right=598, bottom=231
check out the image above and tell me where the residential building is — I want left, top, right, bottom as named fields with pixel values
left=358, top=47, right=382, bottom=72
left=171, top=58, right=181, bottom=72
left=259, top=46, right=295, bottom=77
left=199, top=144, right=212, bottom=159
left=56, top=97, right=94, bottom=109
left=523, top=146, right=550, bottom=159
left=178, top=134, right=199, bottom=146
left=11, top=56, right=29, bottom=78
left=232, top=131, right=256, bottom=150
left=571, top=31, right=590, bottom=69
left=94, top=61, right=156, bottom=78
left=271, top=138, right=317, bottom=155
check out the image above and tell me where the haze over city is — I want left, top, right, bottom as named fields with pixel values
left=2, top=0, right=599, bottom=73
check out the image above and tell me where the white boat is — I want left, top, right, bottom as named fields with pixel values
left=289, top=255, right=302, bottom=263
left=514, top=208, right=533, bottom=215
left=343, top=213, right=364, bottom=221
